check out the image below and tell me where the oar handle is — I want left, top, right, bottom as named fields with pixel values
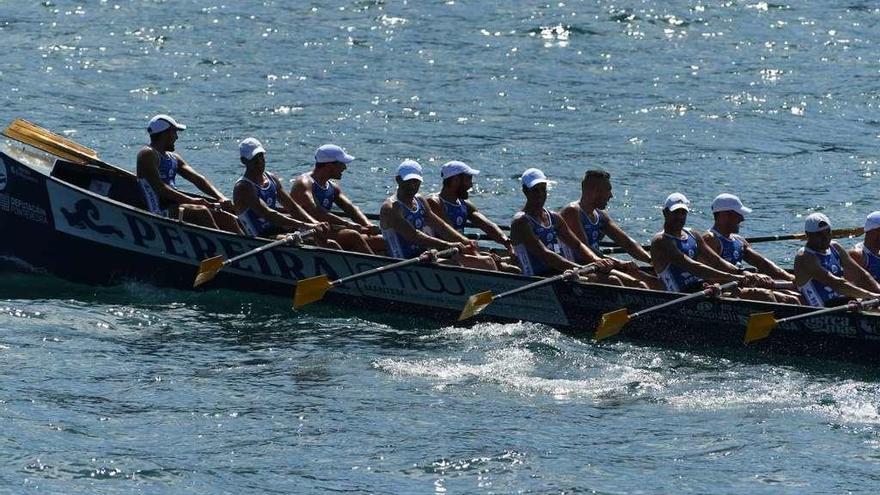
left=225, top=229, right=316, bottom=265
left=631, top=280, right=738, bottom=319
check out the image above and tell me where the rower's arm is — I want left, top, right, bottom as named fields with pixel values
left=136, top=149, right=200, bottom=205
left=176, top=157, right=229, bottom=202
left=742, top=243, right=794, bottom=281
left=556, top=213, right=602, bottom=263
left=652, top=235, right=743, bottom=283
left=837, top=243, right=880, bottom=293
left=335, top=191, right=372, bottom=227
left=466, top=204, right=512, bottom=250
left=289, top=178, right=359, bottom=228
left=694, top=232, right=741, bottom=273
left=233, top=180, right=312, bottom=232
left=604, top=215, right=651, bottom=263
left=795, top=247, right=879, bottom=299
left=381, top=202, right=454, bottom=250
left=510, top=216, right=578, bottom=272
left=277, top=180, right=321, bottom=224
left=424, top=203, right=471, bottom=244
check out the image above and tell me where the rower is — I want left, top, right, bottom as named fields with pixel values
left=796, top=212, right=880, bottom=307
left=650, top=193, right=770, bottom=297
left=135, top=114, right=242, bottom=233
left=232, top=138, right=332, bottom=243
left=379, top=160, right=493, bottom=269
left=848, top=211, right=880, bottom=283
left=703, top=193, right=800, bottom=304
left=424, top=160, right=520, bottom=273
left=559, top=169, right=661, bottom=289
left=289, top=144, right=384, bottom=254
left=509, top=168, right=617, bottom=281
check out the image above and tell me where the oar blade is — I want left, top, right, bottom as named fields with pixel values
left=744, top=312, right=778, bottom=343
left=594, top=309, right=630, bottom=341
left=458, top=291, right=494, bottom=321
left=293, top=275, right=333, bottom=309
left=193, top=255, right=226, bottom=287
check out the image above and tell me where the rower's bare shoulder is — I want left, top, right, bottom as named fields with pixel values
left=289, top=173, right=309, bottom=192
left=558, top=202, right=578, bottom=216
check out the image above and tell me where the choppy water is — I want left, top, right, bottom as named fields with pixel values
left=3, top=1, right=880, bottom=493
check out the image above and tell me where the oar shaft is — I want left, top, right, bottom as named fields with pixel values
left=331, top=247, right=459, bottom=287
left=225, top=229, right=315, bottom=265
left=631, top=281, right=738, bottom=319
left=494, top=264, right=597, bottom=301
left=777, top=298, right=880, bottom=325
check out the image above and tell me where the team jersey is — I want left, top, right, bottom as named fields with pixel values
left=798, top=245, right=844, bottom=307
left=236, top=174, right=280, bottom=237
left=579, top=207, right=608, bottom=253
left=512, top=209, right=572, bottom=276
left=307, top=173, right=338, bottom=211
left=382, top=196, right=429, bottom=258
left=856, top=242, right=880, bottom=282
left=658, top=229, right=704, bottom=292
left=439, top=196, right=469, bottom=234
left=709, top=227, right=745, bottom=267
left=139, top=149, right=180, bottom=216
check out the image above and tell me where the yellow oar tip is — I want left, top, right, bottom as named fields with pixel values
left=595, top=308, right=630, bottom=341
left=458, top=291, right=494, bottom=321
left=744, top=312, right=778, bottom=343
left=293, top=275, right=333, bottom=309
left=192, top=255, right=225, bottom=287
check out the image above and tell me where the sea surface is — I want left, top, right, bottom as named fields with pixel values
left=2, top=1, right=880, bottom=493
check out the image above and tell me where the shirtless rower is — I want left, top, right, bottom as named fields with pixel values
left=289, top=144, right=384, bottom=254
left=848, top=211, right=880, bottom=283
left=425, top=160, right=520, bottom=273
left=136, top=114, right=242, bottom=233
left=796, top=212, right=880, bottom=307
left=232, top=138, right=332, bottom=244
left=559, top=169, right=661, bottom=289
left=510, top=168, right=617, bottom=282
left=650, top=193, right=772, bottom=298
left=379, top=160, right=496, bottom=269
left=703, top=193, right=799, bottom=304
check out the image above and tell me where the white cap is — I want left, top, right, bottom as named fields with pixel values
left=711, top=193, right=753, bottom=217
left=521, top=168, right=548, bottom=189
left=147, top=114, right=186, bottom=135
left=804, top=212, right=831, bottom=233
left=663, top=192, right=690, bottom=212
left=315, top=144, right=355, bottom=164
left=865, top=211, right=880, bottom=233
left=396, top=159, right=423, bottom=181
left=239, top=137, right=266, bottom=160
left=440, top=160, right=480, bottom=179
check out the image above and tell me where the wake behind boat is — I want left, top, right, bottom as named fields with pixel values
left=2, top=122, right=880, bottom=364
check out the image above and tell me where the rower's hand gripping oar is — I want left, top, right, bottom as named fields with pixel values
left=745, top=297, right=880, bottom=343
left=458, top=263, right=599, bottom=321
left=595, top=281, right=740, bottom=341
left=293, top=247, right=460, bottom=309
left=193, top=229, right=316, bottom=287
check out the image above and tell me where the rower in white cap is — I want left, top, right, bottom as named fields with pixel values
left=136, top=114, right=242, bottom=233
left=793, top=212, right=880, bottom=307
left=848, top=211, right=880, bottom=283
left=379, top=160, right=496, bottom=269
left=289, top=144, right=384, bottom=254
left=509, top=168, right=617, bottom=281
left=233, top=138, right=333, bottom=244
left=703, top=193, right=799, bottom=303
left=425, top=160, right=520, bottom=273
left=650, top=192, right=772, bottom=297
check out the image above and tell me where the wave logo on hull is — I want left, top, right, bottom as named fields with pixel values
left=60, top=199, right=124, bottom=238
left=0, top=162, right=6, bottom=192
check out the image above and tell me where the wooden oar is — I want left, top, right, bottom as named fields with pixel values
left=458, top=263, right=598, bottom=321
left=744, top=298, right=880, bottom=343
left=595, top=281, right=739, bottom=341
left=293, top=247, right=460, bottom=309
left=193, top=229, right=316, bottom=287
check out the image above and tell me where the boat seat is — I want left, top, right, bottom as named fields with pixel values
left=50, top=159, right=147, bottom=210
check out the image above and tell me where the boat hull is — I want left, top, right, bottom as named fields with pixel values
left=2, top=145, right=880, bottom=364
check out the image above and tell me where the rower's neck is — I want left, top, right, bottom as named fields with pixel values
left=711, top=223, right=733, bottom=238
left=396, top=191, right=417, bottom=206
left=523, top=200, right=545, bottom=217
left=439, top=188, right=458, bottom=203
left=865, top=238, right=880, bottom=254
left=311, top=168, right=331, bottom=187
left=244, top=169, right=265, bottom=183
left=578, top=197, right=597, bottom=217
left=805, top=240, right=830, bottom=253
left=663, top=224, right=684, bottom=238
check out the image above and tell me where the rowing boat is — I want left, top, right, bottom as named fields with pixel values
left=2, top=137, right=880, bottom=364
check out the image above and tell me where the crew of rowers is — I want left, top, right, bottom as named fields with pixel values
left=135, top=114, right=880, bottom=308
